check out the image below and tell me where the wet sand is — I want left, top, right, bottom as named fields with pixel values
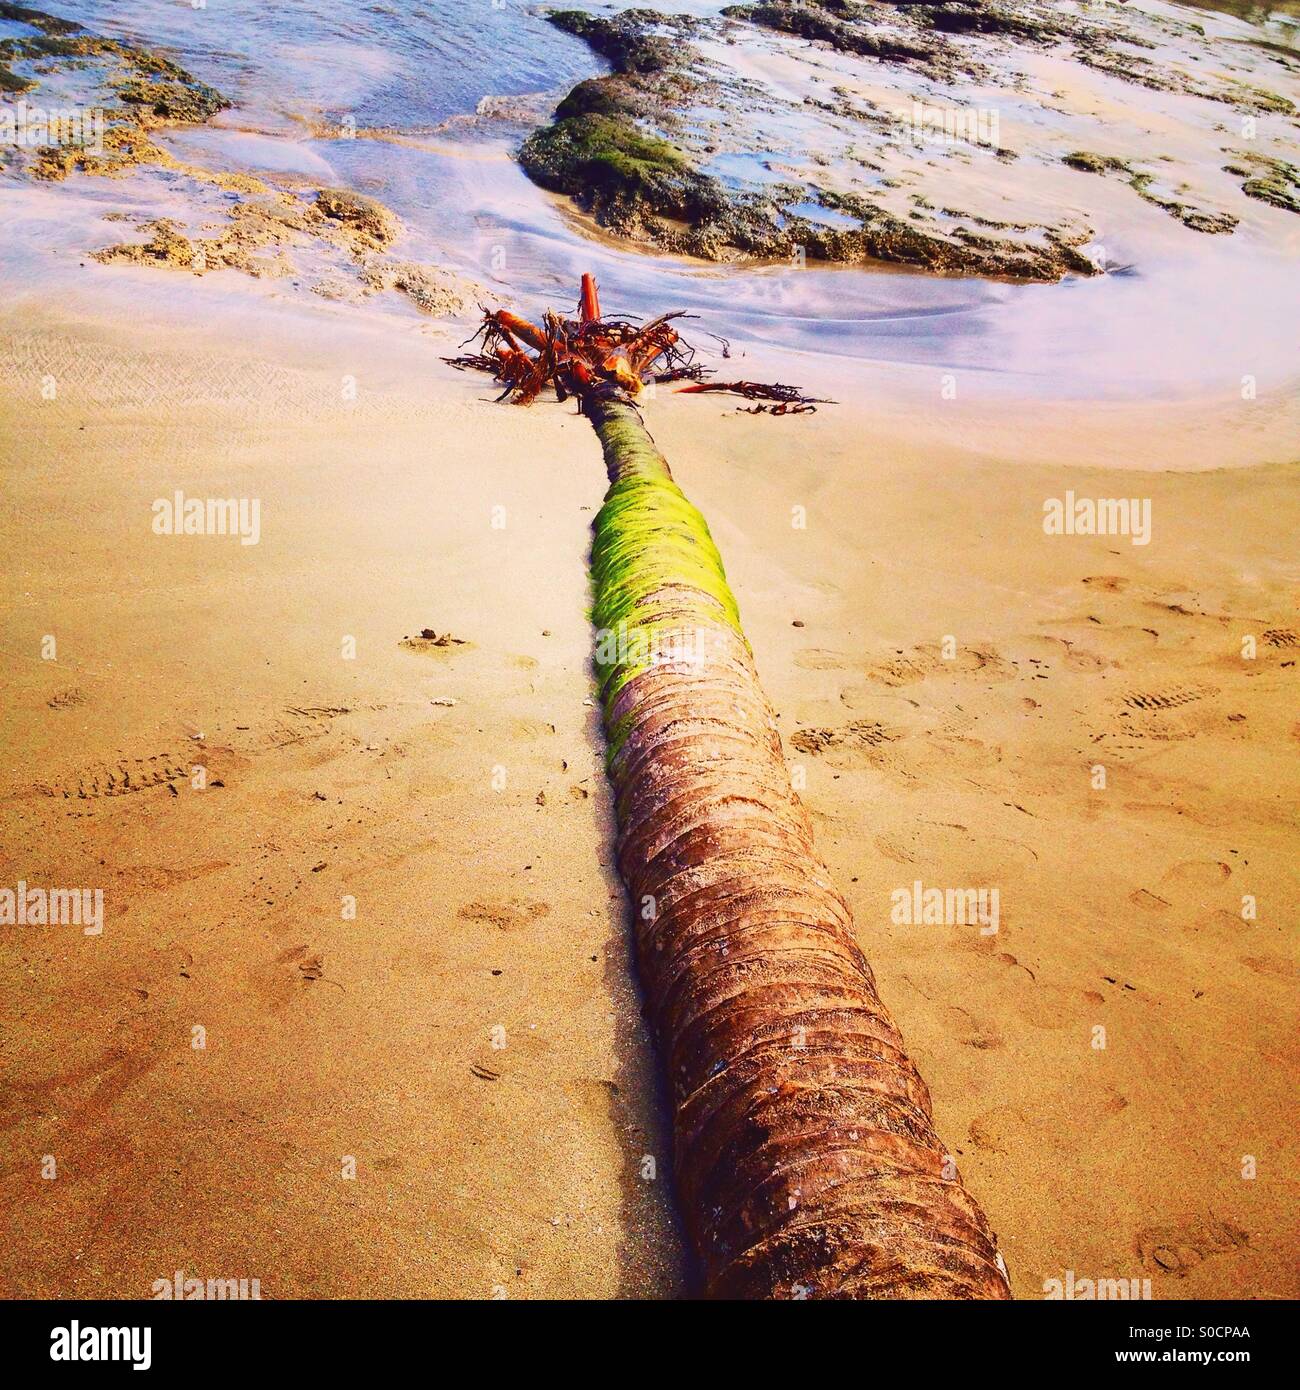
left=1, top=295, right=1296, bottom=1298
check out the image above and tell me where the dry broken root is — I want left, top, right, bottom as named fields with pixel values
left=442, top=275, right=826, bottom=413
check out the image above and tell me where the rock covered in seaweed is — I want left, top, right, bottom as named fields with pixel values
left=6, top=4, right=477, bottom=314
left=522, top=5, right=1096, bottom=280
left=518, top=1, right=1298, bottom=281
left=1224, top=154, right=1300, bottom=215
left=0, top=0, right=228, bottom=119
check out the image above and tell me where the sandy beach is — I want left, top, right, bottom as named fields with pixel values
left=2, top=289, right=1296, bottom=1298
left=1, top=0, right=1298, bottom=1304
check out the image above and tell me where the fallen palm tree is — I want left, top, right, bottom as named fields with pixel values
left=447, top=277, right=1011, bottom=1299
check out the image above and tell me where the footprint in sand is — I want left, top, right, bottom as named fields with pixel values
left=2, top=1031, right=168, bottom=1146
left=47, top=688, right=88, bottom=709
left=793, top=708, right=1004, bottom=788
left=1015, top=982, right=1084, bottom=1031
left=837, top=685, right=981, bottom=738
left=1160, top=861, right=1234, bottom=918
left=250, top=943, right=335, bottom=1010
left=971, top=1086, right=1127, bottom=1158
left=874, top=834, right=915, bottom=865
left=866, top=643, right=1015, bottom=688
left=996, top=951, right=1036, bottom=982
left=794, top=648, right=857, bottom=671
left=1061, top=644, right=1110, bottom=672
left=261, top=706, right=356, bottom=751
left=1164, top=859, right=1232, bottom=888
left=968, top=1104, right=1026, bottom=1154
left=512, top=717, right=557, bottom=739
left=36, top=752, right=190, bottom=801
left=1081, top=575, right=1130, bottom=593
left=458, top=898, right=551, bottom=931
left=1195, top=907, right=1251, bottom=938
left=1240, top=954, right=1298, bottom=980
left=873, top=820, right=1037, bottom=881
left=941, top=1003, right=1004, bottom=1051
left=1045, top=601, right=1162, bottom=658
left=1136, top=1219, right=1248, bottom=1277
left=114, top=861, right=230, bottom=892
left=1009, top=633, right=1106, bottom=672
left=283, top=943, right=328, bottom=979
left=789, top=720, right=895, bottom=756
left=1092, top=682, right=1236, bottom=761
left=1122, top=685, right=1217, bottom=713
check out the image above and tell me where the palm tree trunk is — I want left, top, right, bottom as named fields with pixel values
left=586, top=385, right=1011, bottom=1299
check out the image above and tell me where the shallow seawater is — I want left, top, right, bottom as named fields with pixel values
left=3, top=0, right=1299, bottom=404
left=37, top=0, right=603, bottom=129
left=1169, top=0, right=1299, bottom=34
left=0, top=16, right=41, bottom=40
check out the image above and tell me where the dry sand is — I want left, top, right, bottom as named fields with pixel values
left=0, top=296, right=1296, bottom=1299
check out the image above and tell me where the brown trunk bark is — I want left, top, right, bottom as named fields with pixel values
left=586, top=388, right=1011, bottom=1299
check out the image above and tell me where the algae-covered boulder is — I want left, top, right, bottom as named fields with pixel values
left=1063, top=151, right=1130, bottom=175
left=115, top=75, right=227, bottom=124
left=1230, top=156, right=1300, bottom=215
left=546, top=9, right=679, bottom=75
left=555, top=77, right=641, bottom=122
left=520, top=113, right=715, bottom=220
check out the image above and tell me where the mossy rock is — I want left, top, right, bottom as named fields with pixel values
left=546, top=9, right=677, bottom=75
left=115, top=75, right=227, bottom=124
left=0, top=62, right=36, bottom=92
left=1, top=5, right=229, bottom=119
left=1063, top=151, right=1129, bottom=175
left=921, top=2, right=1062, bottom=44
left=0, top=2, right=82, bottom=35
left=1180, top=210, right=1238, bottom=234
left=555, top=76, right=641, bottom=121
left=521, top=112, right=692, bottom=203
left=1242, top=176, right=1300, bottom=214
left=725, top=2, right=936, bottom=64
